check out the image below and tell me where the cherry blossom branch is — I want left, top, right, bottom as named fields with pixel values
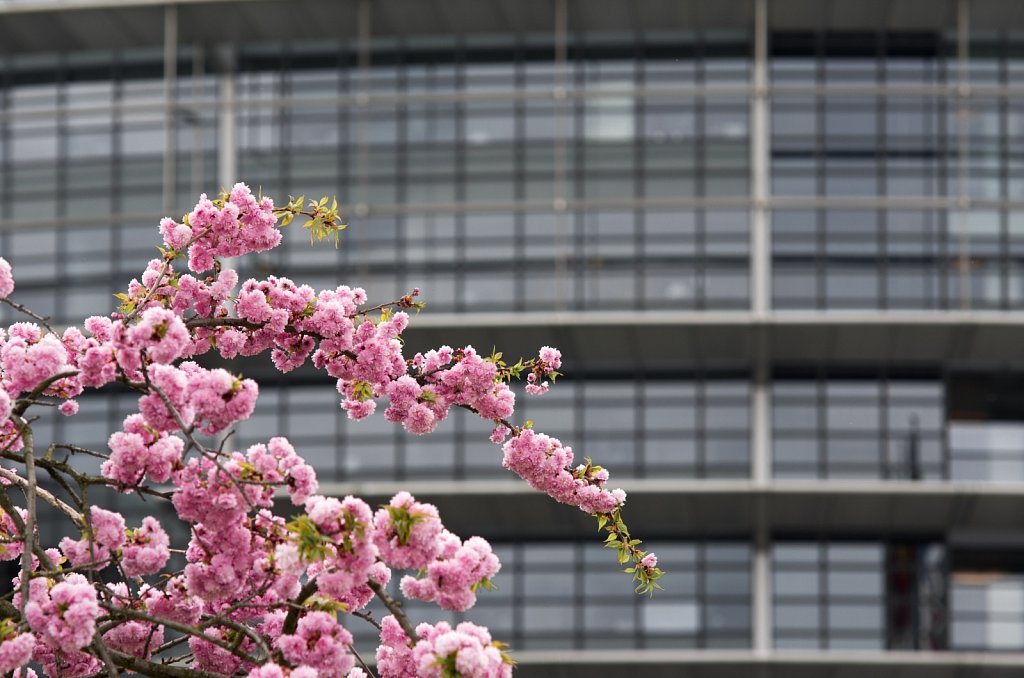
left=369, top=580, right=416, bottom=641
left=90, top=631, right=120, bottom=678
left=350, top=609, right=381, bottom=632
left=12, top=370, right=79, bottom=419
left=17, top=416, right=37, bottom=619
left=141, top=375, right=257, bottom=512
left=1, top=296, right=56, bottom=335
left=281, top=579, right=319, bottom=635
left=104, top=649, right=231, bottom=678
left=0, top=466, right=82, bottom=527
left=349, top=645, right=378, bottom=678
left=99, top=602, right=262, bottom=664
left=121, top=225, right=213, bottom=323
left=0, top=483, right=57, bottom=575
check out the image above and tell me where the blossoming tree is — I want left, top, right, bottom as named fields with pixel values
left=0, top=185, right=662, bottom=678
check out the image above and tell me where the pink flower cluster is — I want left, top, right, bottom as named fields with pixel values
left=142, top=578, right=202, bottom=627
left=321, top=314, right=410, bottom=421
left=376, top=616, right=511, bottom=678
left=0, top=506, right=27, bottom=561
left=372, top=492, right=443, bottom=570
left=525, top=346, right=562, bottom=396
left=25, top=573, right=100, bottom=652
left=126, top=307, right=190, bottom=364
left=1, top=323, right=75, bottom=396
left=376, top=345, right=517, bottom=437
left=0, top=632, right=34, bottom=674
left=276, top=611, right=355, bottom=676
left=400, top=533, right=500, bottom=612
left=164, top=183, right=281, bottom=272
left=59, top=506, right=126, bottom=570
left=103, top=413, right=184, bottom=488
left=189, top=626, right=256, bottom=676
left=246, top=437, right=318, bottom=506
left=247, top=664, right=319, bottom=678
left=0, top=257, right=13, bottom=299
left=121, top=516, right=171, bottom=576
left=103, top=583, right=164, bottom=659
left=300, top=495, right=382, bottom=608
left=172, top=437, right=311, bottom=531
left=502, top=429, right=626, bottom=515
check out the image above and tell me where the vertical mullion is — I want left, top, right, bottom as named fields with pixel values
left=751, top=0, right=773, bottom=658
left=635, top=36, right=646, bottom=312
left=697, top=543, right=708, bottom=648
left=572, top=34, right=584, bottom=311
left=572, top=542, right=584, bottom=650
left=1000, top=33, right=1010, bottom=308
left=815, top=31, right=826, bottom=310
left=697, top=375, right=707, bottom=478
left=514, top=41, right=526, bottom=312
left=637, top=374, right=647, bottom=478
left=55, top=54, right=68, bottom=325
left=956, top=0, right=971, bottom=310
left=878, top=34, right=889, bottom=311
left=162, top=4, right=178, bottom=213
left=454, top=40, right=467, bottom=313
left=819, top=542, right=829, bottom=649
left=941, top=369, right=951, bottom=480
left=696, top=35, right=707, bottom=311
left=818, top=372, right=828, bottom=479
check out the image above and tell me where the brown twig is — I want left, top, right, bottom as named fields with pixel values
left=368, top=580, right=416, bottom=642
left=1, top=297, right=57, bottom=335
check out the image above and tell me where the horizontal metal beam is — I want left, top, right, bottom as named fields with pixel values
left=309, top=479, right=1024, bottom=539
left=511, top=648, right=1024, bottom=678
left=399, top=311, right=1024, bottom=373
left=6, top=83, right=1024, bottom=124
left=0, top=0, right=1016, bottom=54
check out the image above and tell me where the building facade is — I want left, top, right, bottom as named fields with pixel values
left=3, top=0, right=1024, bottom=675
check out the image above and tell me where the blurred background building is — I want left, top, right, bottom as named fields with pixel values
left=3, top=0, right=1024, bottom=675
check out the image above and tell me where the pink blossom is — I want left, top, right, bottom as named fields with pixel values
left=372, top=492, right=443, bottom=571
left=0, top=633, right=34, bottom=674
left=142, top=578, right=202, bottom=626
left=1, top=326, right=72, bottom=395
left=58, top=400, right=79, bottom=416
left=103, top=414, right=184, bottom=487
left=277, top=611, right=355, bottom=676
left=159, top=217, right=193, bottom=250
left=0, top=506, right=27, bottom=561
left=122, top=516, right=171, bottom=576
left=25, top=573, right=100, bottom=652
left=376, top=615, right=416, bottom=677
left=0, top=257, right=13, bottom=299
left=103, top=583, right=164, bottom=658
left=400, top=535, right=500, bottom=612
left=502, top=428, right=626, bottom=515
left=489, top=425, right=510, bottom=444
left=182, top=363, right=258, bottom=434
left=128, top=307, right=190, bottom=364
left=189, top=627, right=254, bottom=676
left=0, top=388, right=11, bottom=427
left=395, top=620, right=511, bottom=678
left=539, top=346, right=562, bottom=369
left=59, top=506, right=126, bottom=570
left=32, top=646, right=99, bottom=678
